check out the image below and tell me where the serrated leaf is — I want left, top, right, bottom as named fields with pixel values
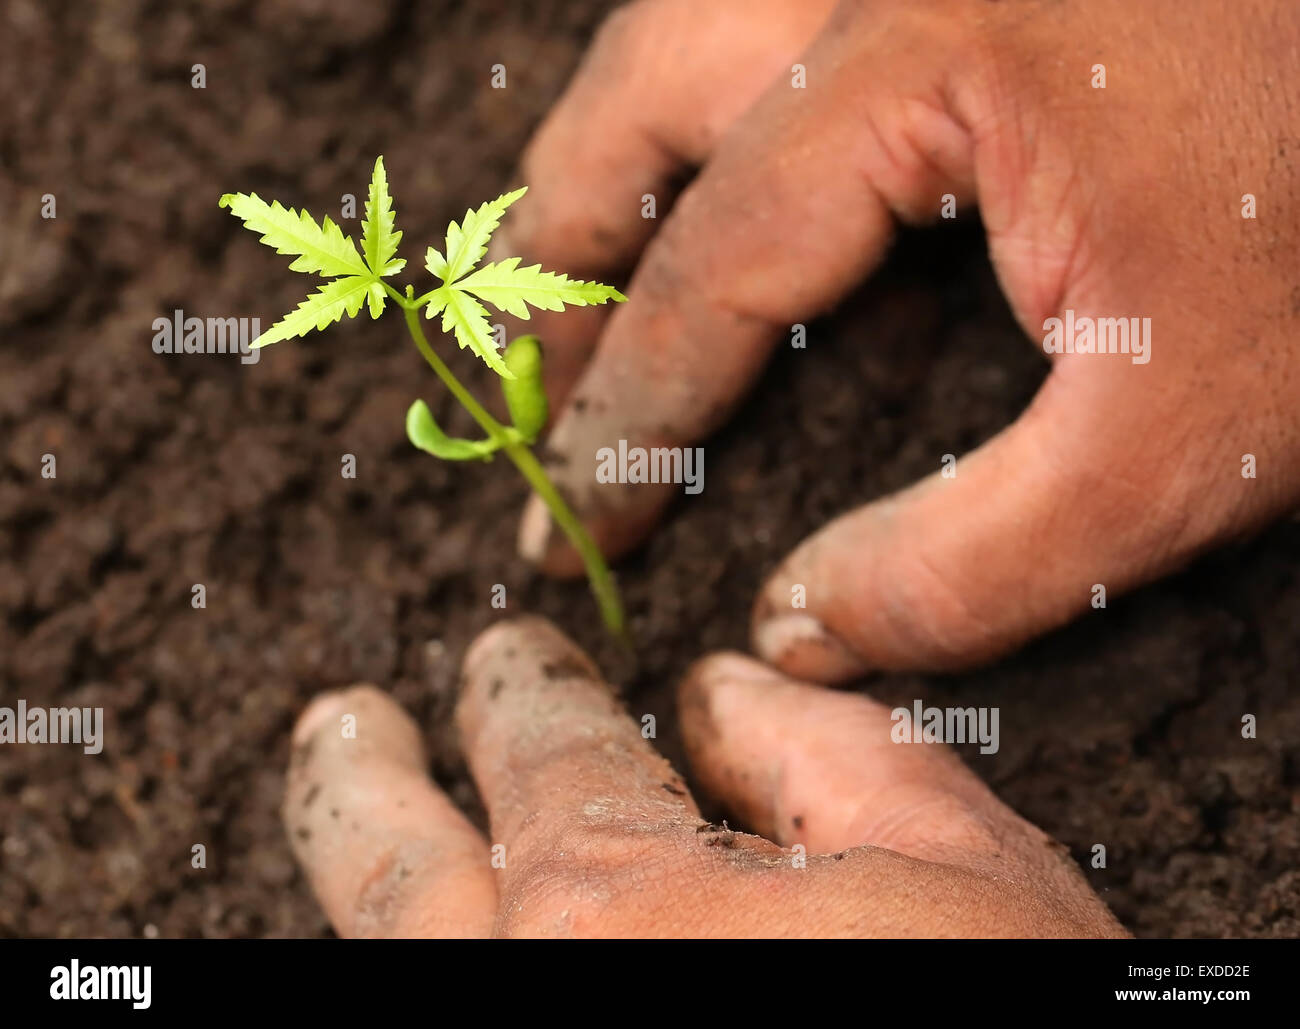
left=426, top=285, right=512, bottom=378
left=425, top=245, right=449, bottom=282
left=456, top=258, right=626, bottom=319
left=406, top=400, right=502, bottom=461
left=254, top=275, right=373, bottom=348
left=433, top=187, right=527, bottom=285
left=420, top=189, right=628, bottom=376
left=423, top=288, right=450, bottom=322
left=219, top=192, right=369, bottom=278
left=361, top=156, right=403, bottom=277
left=366, top=281, right=386, bottom=320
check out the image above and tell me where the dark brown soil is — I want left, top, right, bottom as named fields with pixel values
left=1, top=0, right=1297, bottom=939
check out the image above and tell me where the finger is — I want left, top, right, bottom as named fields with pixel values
left=456, top=617, right=699, bottom=872
left=749, top=356, right=1233, bottom=679
left=679, top=653, right=1127, bottom=937
left=679, top=652, right=1043, bottom=867
left=519, top=13, right=975, bottom=573
left=511, top=0, right=833, bottom=273
left=499, top=0, right=836, bottom=402
left=285, top=685, right=496, bottom=938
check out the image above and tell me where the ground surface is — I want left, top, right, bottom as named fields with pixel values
left=1, top=0, right=1297, bottom=938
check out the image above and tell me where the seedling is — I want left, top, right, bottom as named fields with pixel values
left=219, top=157, right=628, bottom=637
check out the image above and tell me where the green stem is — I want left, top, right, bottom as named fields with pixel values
left=400, top=300, right=507, bottom=436
left=399, top=301, right=627, bottom=642
left=501, top=440, right=627, bottom=643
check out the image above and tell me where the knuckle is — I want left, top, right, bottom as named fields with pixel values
left=496, top=811, right=690, bottom=937
left=494, top=851, right=617, bottom=938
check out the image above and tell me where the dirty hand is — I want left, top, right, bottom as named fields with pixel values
left=284, top=617, right=1123, bottom=937
left=506, top=0, right=1300, bottom=678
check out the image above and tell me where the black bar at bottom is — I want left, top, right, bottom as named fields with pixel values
left=0, top=939, right=1287, bottom=1016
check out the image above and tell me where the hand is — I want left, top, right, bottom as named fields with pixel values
left=283, top=617, right=1124, bottom=937
left=505, top=0, right=1300, bottom=678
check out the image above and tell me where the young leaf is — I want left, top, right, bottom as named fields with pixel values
left=218, top=193, right=369, bottom=278
left=361, top=156, right=405, bottom=278
left=427, top=285, right=512, bottom=377
left=501, top=335, right=548, bottom=442
left=406, top=400, right=502, bottom=461
left=426, top=187, right=527, bottom=284
left=366, top=281, right=387, bottom=320
left=457, top=258, right=626, bottom=318
left=421, top=188, right=625, bottom=376
left=253, top=275, right=373, bottom=349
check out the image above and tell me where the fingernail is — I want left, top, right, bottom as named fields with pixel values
left=680, top=653, right=784, bottom=736
left=753, top=613, right=868, bottom=683
left=690, top=652, right=785, bottom=692
left=463, top=619, right=519, bottom=677
left=292, top=690, right=347, bottom=748
left=518, top=494, right=554, bottom=563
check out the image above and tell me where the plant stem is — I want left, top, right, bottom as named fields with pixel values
left=400, top=301, right=507, bottom=437
left=399, top=301, right=627, bottom=642
left=501, top=439, right=627, bottom=642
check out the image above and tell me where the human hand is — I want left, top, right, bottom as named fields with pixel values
left=284, top=617, right=1124, bottom=937
left=504, top=0, right=1300, bottom=678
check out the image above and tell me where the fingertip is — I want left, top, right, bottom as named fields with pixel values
left=517, top=495, right=567, bottom=572
left=292, top=689, right=349, bottom=748
left=290, top=684, right=424, bottom=770
left=458, top=616, right=603, bottom=734
left=455, top=614, right=690, bottom=856
left=680, top=650, right=782, bottom=705
left=676, top=655, right=1017, bottom=859
left=284, top=681, right=496, bottom=938
left=462, top=615, right=571, bottom=678
left=751, top=612, right=869, bottom=684
left=679, top=651, right=781, bottom=755
left=677, top=653, right=808, bottom=842
left=292, top=684, right=394, bottom=747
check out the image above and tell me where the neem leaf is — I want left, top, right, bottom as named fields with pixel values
left=366, top=281, right=386, bottom=320
left=456, top=258, right=626, bottom=318
left=406, top=399, right=502, bottom=461
left=426, top=284, right=512, bottom=378
left=430, top=187, right=527, bottom=285
left=420, top=189, right=626, bottom=376
left=219, top=192, right=369, bottom=278
left=425, top=244, right=448, bottom=282
left=361, top=156, right=404, bottom=278
left=253, top=275, right=373, bottom=349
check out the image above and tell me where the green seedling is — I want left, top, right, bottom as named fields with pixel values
left=219, top=157, right=628, bottom=638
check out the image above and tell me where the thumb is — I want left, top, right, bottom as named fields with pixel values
left=678, top=652, right=1041, bottom=866
left=679, top=651, right=1127, bottom=936
left=750, top=363, right=1218, bottom=680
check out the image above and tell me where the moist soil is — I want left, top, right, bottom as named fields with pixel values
left=1, top=0, right=1297, bottom=938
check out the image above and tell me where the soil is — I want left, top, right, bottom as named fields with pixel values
left=2, top=0, right=1297, bottom=939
